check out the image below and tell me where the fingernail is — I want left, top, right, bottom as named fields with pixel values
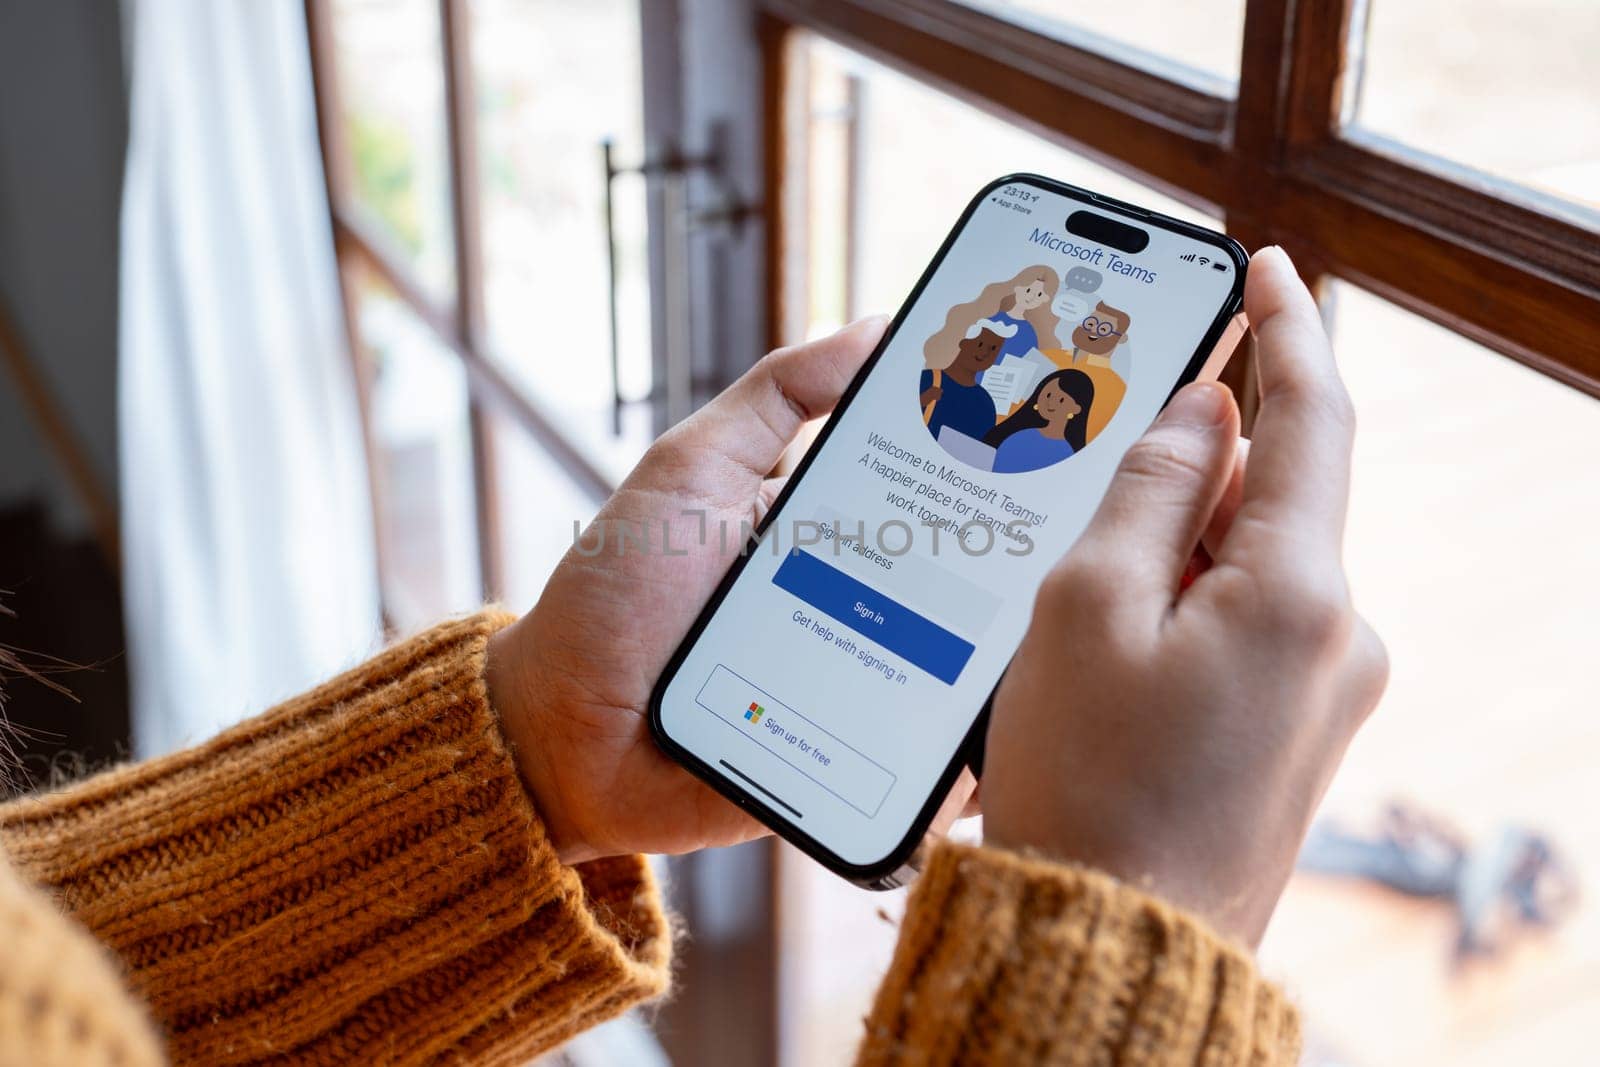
left=1252, top=245, right=1292, bottom=271
left=1160, top=382, right=1230, bottom=427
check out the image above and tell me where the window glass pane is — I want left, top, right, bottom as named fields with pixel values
left=1352, top=0, right=1600, bottom=216
left=490, top=410, right=601, bottom=611
left=805, top=50, right=855, bottom=331
left=1260, top=282, right=1600, bottom=1065
left=801, top=36, right=1217, bottom=343
left=331, top=0, right=457, bottom=300
left=352, top=271, right=481, bottom=628
left=966, top=0, right=1244, bottom=87
left=471, top=0, right=654, bottom=484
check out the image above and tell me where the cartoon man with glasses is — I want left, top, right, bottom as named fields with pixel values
left=1043, top=300, right=1132, bottom=445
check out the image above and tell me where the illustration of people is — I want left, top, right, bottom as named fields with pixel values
left=923, top=265, right=1063, bottom=372
left=1041, top=299, right=1131, bottom=445
left=920, top=318, right=1011, bottom=442
left=983, top=369, right=1096, bottom=474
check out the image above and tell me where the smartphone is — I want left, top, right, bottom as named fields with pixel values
left=649, top=174, right=1247, bottom=888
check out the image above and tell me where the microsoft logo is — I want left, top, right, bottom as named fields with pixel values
left=744, top=701, right=765, bottom=725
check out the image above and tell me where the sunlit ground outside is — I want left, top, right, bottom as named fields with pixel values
left=1355, top=0, right=1600, bottom=212
left=1262, top=283, right=1600, bottom=1067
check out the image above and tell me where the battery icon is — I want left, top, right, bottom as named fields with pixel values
left=1211, top=261, right=1228, bottom=272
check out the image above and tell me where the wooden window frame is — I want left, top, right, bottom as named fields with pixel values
left=759, top=0, right=1600, bottom=399
left=304, top=0, right=623, bottom=619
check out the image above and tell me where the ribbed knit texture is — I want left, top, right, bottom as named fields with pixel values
left=0, top=612, right=669, bottom=1066
left=858, top=843, right=1300, bottom=1066
left=0, top=611, right=1300, bottom=1066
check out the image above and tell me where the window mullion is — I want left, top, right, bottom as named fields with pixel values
left=439, top=0, right=503, bottom=602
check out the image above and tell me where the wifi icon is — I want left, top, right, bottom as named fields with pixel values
left=1198, top=256, right=1210, bottom=267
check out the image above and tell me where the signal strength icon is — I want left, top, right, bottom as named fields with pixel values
left=1180, top=253, right=1197, bottom=262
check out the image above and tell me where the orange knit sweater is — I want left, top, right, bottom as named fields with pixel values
left=0, top=613, right=1298, bottom=1065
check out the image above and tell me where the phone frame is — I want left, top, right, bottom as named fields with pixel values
left=648, top=172, right=1249, bottom=887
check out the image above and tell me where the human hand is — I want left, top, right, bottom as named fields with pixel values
left=486, top=318, right=888, bottom=864
left=981, top=247, right=1388, bottom=946
left=920, top=384, right=942, bottom=408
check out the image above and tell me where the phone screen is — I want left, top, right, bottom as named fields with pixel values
left=653, top=175, right=1243, bottom=877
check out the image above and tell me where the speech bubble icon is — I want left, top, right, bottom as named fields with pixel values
left=1066, top=265, right=1102, bottom=293
left=1052, top=288, right=1092, bottom=324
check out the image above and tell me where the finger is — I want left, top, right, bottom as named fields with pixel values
left=1063, top=381, right=1240, bottom=610
left=682, top=316, right=887, bottom=480
left=929, top=768, right=979, bottom=836
left=959, top=779, right=982, bottom=819
left=1336, top=614, right=1390, bottom=730
left=686, top=777, right=773, bottom=851
left=753, top=474, right=788, bottom=527
left=1200, top=436, right=1249, bottom=557
left=1218, top=247, right=1355, bottom=565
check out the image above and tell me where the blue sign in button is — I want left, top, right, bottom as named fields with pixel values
left=772, top=550, right=975, bottom=685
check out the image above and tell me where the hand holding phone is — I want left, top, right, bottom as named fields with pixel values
left=983, top=248, right=1387, bottom=945
left=651, top=175, right=1253, bottom=885
left=486, top=210, right=1380, bottom=921
left=486, top=317, right=888, bottom=864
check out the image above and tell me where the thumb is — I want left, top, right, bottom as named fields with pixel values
left=681, top=316, right=887, bottom=480
left=1070, top=382, right=1240, bottom=606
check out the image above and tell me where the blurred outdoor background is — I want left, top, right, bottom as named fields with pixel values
left=1, top=1, right=1596, bottom=1064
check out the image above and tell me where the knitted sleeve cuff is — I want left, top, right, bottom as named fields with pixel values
left=859, top=842, right=1300, bottom=1067
left=0, top=612, right=670, bottom=1066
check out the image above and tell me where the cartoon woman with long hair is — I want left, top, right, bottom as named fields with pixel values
left=983, top=369, right=1095, bottom=473
left=923, top=265, right=1063, bottom=370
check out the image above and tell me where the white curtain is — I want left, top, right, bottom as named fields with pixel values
left=119, top=0, right=382, bottom=755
